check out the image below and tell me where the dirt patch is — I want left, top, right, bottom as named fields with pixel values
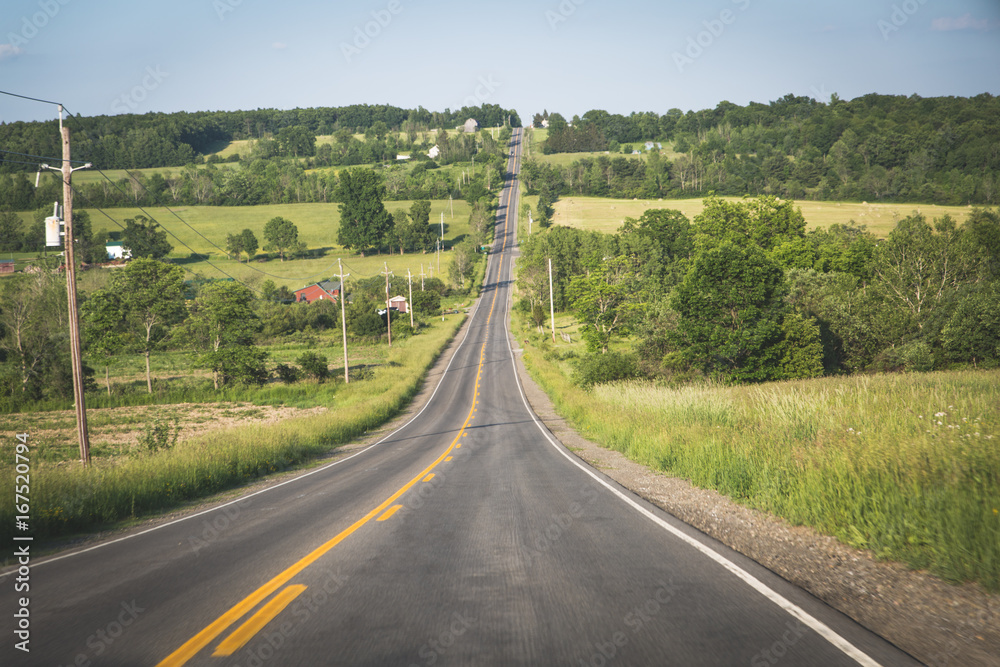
left=508, top=344, right=1000, bottom=666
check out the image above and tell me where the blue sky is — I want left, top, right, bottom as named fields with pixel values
left=1, top=0, right=998, bottom=124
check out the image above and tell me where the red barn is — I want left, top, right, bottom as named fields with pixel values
left=294, top=280, right=341, bottom=304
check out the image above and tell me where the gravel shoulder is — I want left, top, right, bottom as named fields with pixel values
left=507, top=344, right=1000, bottom=667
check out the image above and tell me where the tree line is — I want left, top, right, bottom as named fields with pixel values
left=531, top=93, right=999, bottom=206
left=517, top=197, right=1000, bottom=386
left=0, top=127, right=512, bottom=214
left=0, top=103, right=522, bottom=173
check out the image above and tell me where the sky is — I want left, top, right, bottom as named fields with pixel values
left=1, top=0, right=999, bottom=125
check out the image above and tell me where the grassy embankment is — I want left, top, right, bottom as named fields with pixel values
left=514, top=312, right=1000, bottom=591
left=0, top=307, right=469, bottom=543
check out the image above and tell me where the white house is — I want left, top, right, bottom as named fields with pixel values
left=427, top=145, right=441, bottom=159
left=463, top=118, right=479, bottom=133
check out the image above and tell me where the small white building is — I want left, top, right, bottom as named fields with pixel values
left=427, top=145, right=441, bottom=159
left=463, top=118, right=479, bottom=133
left=106, top=242, right=131, bottom=260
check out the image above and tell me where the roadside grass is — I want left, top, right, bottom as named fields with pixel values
left=0, top=310, right=468, bottom=542
left=514, top=313, right=1000, bottom=592
left=551, top=196, right=973, bottom=237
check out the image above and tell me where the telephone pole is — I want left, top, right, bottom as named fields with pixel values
left=419, top=264, right=426, bottom=291
left=338, top=258, right=350, bottom=383
left=42, top=107, right=91, bottom=466
left=548, top=257, right=556, bottom=343
left=382, top=262, right=394, bottom=348
left=407, top=268, right=414, bottom=328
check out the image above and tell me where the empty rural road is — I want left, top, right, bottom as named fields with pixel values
left=2, top=128, right=920, bottom=666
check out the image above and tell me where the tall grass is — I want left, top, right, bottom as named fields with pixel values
left=0, top=317, right=464, bottom=542
left=518, top=319, right=1000, bottom=591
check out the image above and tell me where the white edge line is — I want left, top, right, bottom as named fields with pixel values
left=496, top=165, right=883, bottom=667
left=18, top=257, right=496, bottom=573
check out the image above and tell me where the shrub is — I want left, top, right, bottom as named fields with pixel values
left=573, top=351, right=642, bottom=388
left=274, top=363, right=300, bottom=384
left=296, top=351, right=330, bottom=382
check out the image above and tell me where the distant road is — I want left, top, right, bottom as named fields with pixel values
left=2, top=127, right=919, bottom=666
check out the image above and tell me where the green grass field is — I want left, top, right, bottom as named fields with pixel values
left=77, top=200, right=471, bottom=290
left=551, top=196, right=975, bottom=237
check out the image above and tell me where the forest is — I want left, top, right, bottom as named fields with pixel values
left=517, top=197, right=1000, bottom=385
left=530, top=93, right=1000, bottom=206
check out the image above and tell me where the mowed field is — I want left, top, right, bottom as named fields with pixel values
left=80, top=200, right=472, bottom=290
left=551, top=196, right=975, bottom=237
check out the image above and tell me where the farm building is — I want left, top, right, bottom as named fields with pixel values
left=388, top=296, right=408, bottom=313
left=463, top=118, right=479, bottom=133
left=427, top=145, right=441, bottom=159
left=0, top=259, right=14, bottom=274
left=295, top=280, right=341, bottom=304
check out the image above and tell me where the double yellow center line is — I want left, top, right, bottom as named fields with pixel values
left=157, top=134, right=518, bottom=666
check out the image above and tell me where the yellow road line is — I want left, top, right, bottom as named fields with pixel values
left=378, top=505, right=405, bottom=521
left=212, top=585, right=307, bottom=656
left=422, top=474, right=435, bottom=482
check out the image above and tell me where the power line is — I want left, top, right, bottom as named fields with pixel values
left=0, top=148, right=88, bottom=165
left=0, top=89, right=64, bottom=107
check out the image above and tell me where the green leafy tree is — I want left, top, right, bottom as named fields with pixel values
left=398, top=199, right=436, bottom=252
left=226, top=228, right=259, bottom=263
left=80, top=288, right=125, bottom=395
left=122, top=215, right=173, bottom=260
left=941, top=286, right=1000, bottom=367
left=693, top=195, right=807, bottom=253
left=568, top=255, right=646, bottom=353
left=336, top=168, right=393, bottom=255
left=671, top=242, right=786, bottom=382
left=449, top=239, right=478, bottom=289
left=0, top=210, right=23, bottom=252
left=180, top=281, right=266, bottom=388
left=262, top=217, right=299, bottom=262
left=776, top=312, right=824, bottom=379
left=111, top=258, right=186, bottom=393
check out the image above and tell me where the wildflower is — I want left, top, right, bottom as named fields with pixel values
left=935, top=411, right=947, bottom=417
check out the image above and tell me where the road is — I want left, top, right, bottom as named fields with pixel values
left=2, top=128, right=920, bottom=666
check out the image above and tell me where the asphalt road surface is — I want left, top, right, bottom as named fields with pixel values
left=2, top=128, right=921, bottom=666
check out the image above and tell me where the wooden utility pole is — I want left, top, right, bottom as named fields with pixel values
left=407, top=268, right=414, bottom=328
left=382, top=262, right=393, bottom=348
left=338, top=258, right=349, bottom=383
left=548, top=257, right=556, bottom=343
left=44, top=109, right=91, bottom=466
left=419, top=264, right=426, bottom=291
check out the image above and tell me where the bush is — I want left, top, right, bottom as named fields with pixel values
left=136, top=417, right=179, bottom=454
left=274, top=363, right=300, bottom=384
left=573, top=351, right=642, bottom=388
left=296, top=351, right=330, bottom=382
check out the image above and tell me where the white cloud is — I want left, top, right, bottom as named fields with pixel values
left=931, top=14, right=990, bottom=31
left=272, top=42, right=287, bottom=50
left=0, top=43, right=24, bottom=60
